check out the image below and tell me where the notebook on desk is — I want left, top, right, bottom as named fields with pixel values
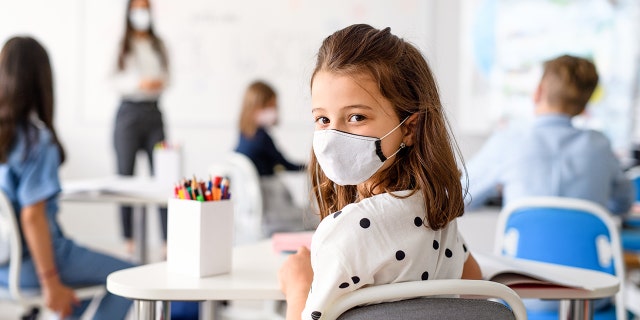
left=475, top=253, right=607, bottom=291
left=272, top=231, right=314, bottom=253
left=61, top=176, right=171, bottom=200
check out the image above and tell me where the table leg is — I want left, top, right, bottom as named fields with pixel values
left=161, top=300, right=171, bottom=320
left=133, top=205, right=147, bottom=264
left=559, top=299, right=593, bottom=320
left=135, top=300, right=156, bottom=320
left=200, top=301, right=223, bottom=320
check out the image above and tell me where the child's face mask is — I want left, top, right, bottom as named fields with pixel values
left=312, top=118, right=407, bottom=186
left=255, top=107, right=278, bottom=127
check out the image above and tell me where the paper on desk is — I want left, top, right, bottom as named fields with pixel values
left=272, top=231, right=314, bottom=253
left=61, top=176, right=171, bottom=199
left=475, top=253, right=613, bottom=291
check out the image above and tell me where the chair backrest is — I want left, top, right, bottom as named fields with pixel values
left=625, top=166, right=640, bottom=204
left=494, top=197, right=625, bottom=320
left=208, top=152, right=264, bottom=244
left=0, top=188, right=25, bottom=301
left=324, top=279, right=527, bottom=320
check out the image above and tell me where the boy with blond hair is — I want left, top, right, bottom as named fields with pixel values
left=466, top=55, right=634, bottom=215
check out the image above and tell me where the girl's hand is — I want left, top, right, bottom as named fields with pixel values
left=42, top=278, right=80, bottom=318
left=139, top=78, right=164, bottom=91
left=279, top=246, right=313, bottom=296
left=279, top=246, right=313, bottom=320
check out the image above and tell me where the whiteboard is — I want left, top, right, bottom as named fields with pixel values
left=458, top=0, right=640, bottom=153
left=80, top=0, right=432, bottom=128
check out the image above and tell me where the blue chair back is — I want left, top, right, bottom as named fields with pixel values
left=494, top=197, right=626, bottom=320
left=501, top=207, right=614, bottom=275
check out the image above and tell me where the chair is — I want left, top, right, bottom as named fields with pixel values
left=0, top=189, right=105, bottom=318
left=322, top=279, right=527, bottom=320
left=209, top=152, right=264, bottom=245
left=494, top=197, right=626, bottom=320
left=622, top=167, right=640, bottom=252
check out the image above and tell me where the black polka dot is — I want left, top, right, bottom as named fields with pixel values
left=333, top=211, right=342, bottom=218
left=339, top=282, right=349, bottom=289
left=414, top=217, right=423, bottom=227
left=445, top=249, right=453, bottom=258
left=433, top=240, right=439, bottom=250
left=421, top=271, right=429, bottom=280
left=359, top=218, right=371, bottom=228
left=311, top=311, right=322, bottom=320
left=462, top=244, right=467, bottom=252
left=395, top=250, right=405, bottom=261
left=351, top=276, right=360, bottom=284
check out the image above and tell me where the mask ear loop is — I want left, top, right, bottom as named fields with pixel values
left=379, top=116, right=410, bottom=140
left=377, top=117, right=410, bottom=161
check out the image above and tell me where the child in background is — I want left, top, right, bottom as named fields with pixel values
left=235, top=80, right=311, bottom=237
left=0, top=36, right=133, bottom=319
left=278, top=24, right=482, bottom=320
left=465, top=55, right=633, bottom=215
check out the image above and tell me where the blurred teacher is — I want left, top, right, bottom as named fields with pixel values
left=113, top=0, right=169, bottom=255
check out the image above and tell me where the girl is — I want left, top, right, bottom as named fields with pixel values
left=113, top=0, right=170, bottom=255
left=234, top=80, right=308, bottom=237
left=0, top=36, right=133, bottom=319
left=278, top=24, right=482, bottom=320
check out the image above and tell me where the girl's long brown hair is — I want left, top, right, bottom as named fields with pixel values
left=117, top=0, right=168, bottom=71
left=0, top=36, right=65, bottom=164
left=309, top=24, right=465, bottom=230
left=238, top=80, right=277, bottom=138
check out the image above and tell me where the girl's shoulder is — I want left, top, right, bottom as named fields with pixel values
left=7, top=125, right=55, bottom=166
left=314, top=190, right=423, bottom=237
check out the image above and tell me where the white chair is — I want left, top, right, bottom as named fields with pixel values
left=494, top=197, right=627, bottom=320
left=208, top=151, right=265, bottom=245
left=323, top=279, right=527, bottom=320
left=0, top=189, right=105, bottom=318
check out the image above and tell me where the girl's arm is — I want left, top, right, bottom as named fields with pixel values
left=279, top=246, right=313, bottom=320
left=21, top=201, right=79, bottom=318
left=461, top=253, right=483, bottom=280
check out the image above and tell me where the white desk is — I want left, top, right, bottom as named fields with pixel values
left=107, top=240, right=619, bottom=320
left=61, top=176, right=171, bottom=263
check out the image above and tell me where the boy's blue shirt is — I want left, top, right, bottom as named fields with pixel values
left=465, top=114, right=634, bottom=214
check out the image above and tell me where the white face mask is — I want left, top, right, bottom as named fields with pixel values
left=313, top=118, right=407, bottom=186
left=129, top=8, right=151, bottom=32
left=256, top=108, right=278, bottom=127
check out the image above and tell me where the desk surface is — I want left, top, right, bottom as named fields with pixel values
left=107, top=241, right=285, bottom=301
left=107, top=239, right=619, bottom=303
left=61, top=175, right=170, bottom=205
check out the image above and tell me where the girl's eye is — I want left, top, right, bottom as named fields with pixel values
left=348, top=114, right=366, bottom=122
left=315, top=116, right=330, bottom=125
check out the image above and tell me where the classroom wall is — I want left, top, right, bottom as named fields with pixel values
left=0, top=0, right=482, bottom=182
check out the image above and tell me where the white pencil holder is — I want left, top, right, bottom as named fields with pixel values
left=153, top=148, right=182, bottom=185
left=167, top=199, right=234, bottom=277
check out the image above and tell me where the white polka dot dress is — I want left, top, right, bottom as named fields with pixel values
left=302, top=190, right=470, bottom=320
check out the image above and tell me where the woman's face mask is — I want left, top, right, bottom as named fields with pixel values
left=129, top=8, right=151, bottom=32
left=313, top=118, right=407, bottom=186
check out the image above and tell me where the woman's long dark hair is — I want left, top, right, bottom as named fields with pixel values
left=117, top=0, right=168, bottom=71
left=0, top=36, right=65, bottom=163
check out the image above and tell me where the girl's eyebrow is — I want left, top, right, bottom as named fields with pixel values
left=312, top=104, right=373, bottom=113
left=344, top=104, right=373, bottom=111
